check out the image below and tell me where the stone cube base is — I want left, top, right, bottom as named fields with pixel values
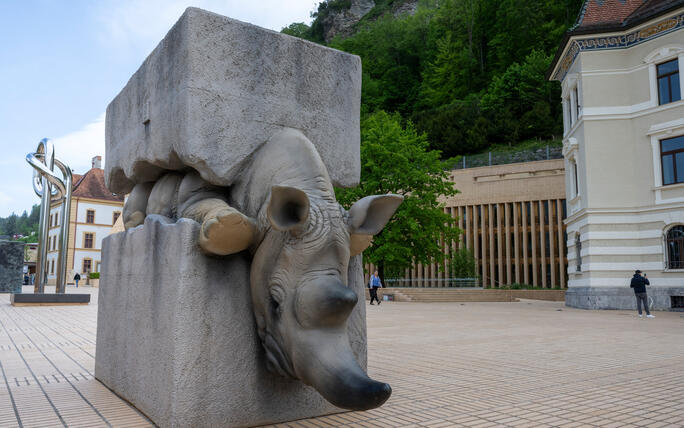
left=566, top=286, right=684, bottom=310
left=105, top=7, right=361, bottom=193
left=95, top=215, right=367, bottom=427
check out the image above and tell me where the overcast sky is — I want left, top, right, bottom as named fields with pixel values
left=0, top=0, right=318, bottom=217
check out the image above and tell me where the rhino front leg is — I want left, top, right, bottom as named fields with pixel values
left=123, top=182, right=154, bottom=229
left=182, top=198, right=256, bottom=255
left=177, top=172, right=255, bottom=255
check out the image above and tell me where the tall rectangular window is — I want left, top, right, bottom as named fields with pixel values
left=83, top=259, right=92, bottom=273
left=657, top=59, right=681, bottom=105
left=84, top=233, right=94, bottom=249
left=661, top=135, right=684, bottom=185
left=86, top=209, right=95, bottom=224
left=574, top=86, right=580, bottom=118
left=113, top=211, right=121, bottom=225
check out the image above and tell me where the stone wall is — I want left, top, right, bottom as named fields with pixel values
left=0, top=240, right=24, bottom=294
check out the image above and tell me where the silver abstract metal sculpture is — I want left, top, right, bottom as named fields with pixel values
left=26, top=138, right=73, bottom=293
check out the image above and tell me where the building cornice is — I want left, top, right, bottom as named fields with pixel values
left=549, top=7, right=684, bottom=82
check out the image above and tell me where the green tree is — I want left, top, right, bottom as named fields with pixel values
left=335, top=111, right=460, bottom=281
left=280, top=22, right=313, bottom=40
left=449, top=247, right=478, bottom=278
left=481, top=49, right=562, bottom=143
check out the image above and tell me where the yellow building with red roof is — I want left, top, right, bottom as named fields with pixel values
left=45, top=156, right=124, bottom=285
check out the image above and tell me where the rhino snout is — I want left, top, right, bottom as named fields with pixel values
left=295, top=280, right=358, bottom=328
left=295, top=333, right=392, bottom=410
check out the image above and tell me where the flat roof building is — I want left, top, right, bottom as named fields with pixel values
left=367, top=158, right=569, bottom=289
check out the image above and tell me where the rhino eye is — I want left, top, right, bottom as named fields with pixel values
left=270, top=296, right=280, bottom=318
left=270, top=286, right=284, bottom=318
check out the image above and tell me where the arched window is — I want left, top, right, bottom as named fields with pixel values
left=666, top=226, right=684, bottom=269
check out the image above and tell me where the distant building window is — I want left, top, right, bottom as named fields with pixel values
left=83, top=259, right=92, bottom=273
left=574, top=86, right=580, bottom=118
left=666, top=226, right=684, bottom=269
left=96, top=261, right=101, bottom=273
left=84, top=233, right=94, bottom=249
left=572, top=160, right=579, bottom=197
left=113, top=211, right=121, bottom=225
left=575, top=235, right=582, bottom=272
left=661, top=135, right=684, bottom=185
left=50, top=259, right=55, bottom=274
left=86, top=209, right=95, bottom=224
left=657, top=59, right=680, bottom=105
left=54, top=212, right=58, bottom=227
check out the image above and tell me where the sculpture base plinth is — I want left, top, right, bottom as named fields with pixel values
left=10, top=293, right=90, bottom=306
left=95, top=216, right=367, bottom=428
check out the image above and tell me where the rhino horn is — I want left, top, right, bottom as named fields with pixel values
left=295, top=332, right=392, bottom=410
left=295, top=281, right=358, bottom=328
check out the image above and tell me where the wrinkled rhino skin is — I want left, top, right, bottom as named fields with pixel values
left=123, top=128, right=402, bottom=410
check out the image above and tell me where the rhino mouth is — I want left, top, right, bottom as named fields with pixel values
left=263, top=332, right=295, bottom=379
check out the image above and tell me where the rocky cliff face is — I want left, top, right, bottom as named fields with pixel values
left=321, top=0, right=375, bottom=42
left=321, top=0, right=419, bottom=42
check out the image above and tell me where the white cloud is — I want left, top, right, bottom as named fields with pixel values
left=52, top=113, right=106, bottom=175
left=0, top=115, right=106, bottom=218
left=94, top=0, right=317, bottom=56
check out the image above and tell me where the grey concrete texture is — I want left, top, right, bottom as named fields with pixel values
left=565, top=286, right=684, bottom=310
left=105, top=7, right=362, bottom=194
left=0, top=240, right=24, bottom=294
left=95, top=215, right=368, bottom=428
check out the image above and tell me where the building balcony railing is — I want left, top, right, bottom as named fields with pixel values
left=450, top=145, right=563, bottom=170
left=384, top=278, right=480, bottom=288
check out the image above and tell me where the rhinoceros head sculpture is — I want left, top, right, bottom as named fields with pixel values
left=250, top=187, right=401, bottom=410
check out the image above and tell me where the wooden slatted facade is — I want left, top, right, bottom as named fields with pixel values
left=366, top=159, right=568, bottom=288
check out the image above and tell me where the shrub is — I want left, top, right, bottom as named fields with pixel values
left=88, top=272, right=100, bottom=279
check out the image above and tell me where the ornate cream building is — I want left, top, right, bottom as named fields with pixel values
left=45, top=156, right=124, bottom=284
left=549, top=0, right=684, bottom=309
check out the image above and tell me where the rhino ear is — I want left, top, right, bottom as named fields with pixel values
left=268, top=185, right=310, bottom=233
left=348, top=194, right=403, bottom=255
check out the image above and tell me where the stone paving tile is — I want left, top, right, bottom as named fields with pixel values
left=1, top=288, right=684, bottom=427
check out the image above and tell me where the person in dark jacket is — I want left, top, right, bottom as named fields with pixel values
left=630, top=270, right=654, bottom=318
left=368, top=271, right=382, bottom=305
left=74, top=272, right=81, bottom=288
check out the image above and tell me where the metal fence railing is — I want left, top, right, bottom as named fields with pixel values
left=384, top=278, right=480, bottom=288
left=450, top=145, right=563, bottom=170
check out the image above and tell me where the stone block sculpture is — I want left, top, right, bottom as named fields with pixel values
left=96, top=8, right=401, bottom=427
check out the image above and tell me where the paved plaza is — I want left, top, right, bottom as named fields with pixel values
left=1, top=287, right=683, bottom=428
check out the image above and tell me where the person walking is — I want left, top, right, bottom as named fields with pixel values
left=74, top=272, right=81, bottom=288
left=630, top=270, right=654, bottom=318
left=368, top=271, right=382, bottom=305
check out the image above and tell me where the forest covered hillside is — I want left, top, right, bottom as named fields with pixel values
left=282, top=0, right=584, bottom=158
